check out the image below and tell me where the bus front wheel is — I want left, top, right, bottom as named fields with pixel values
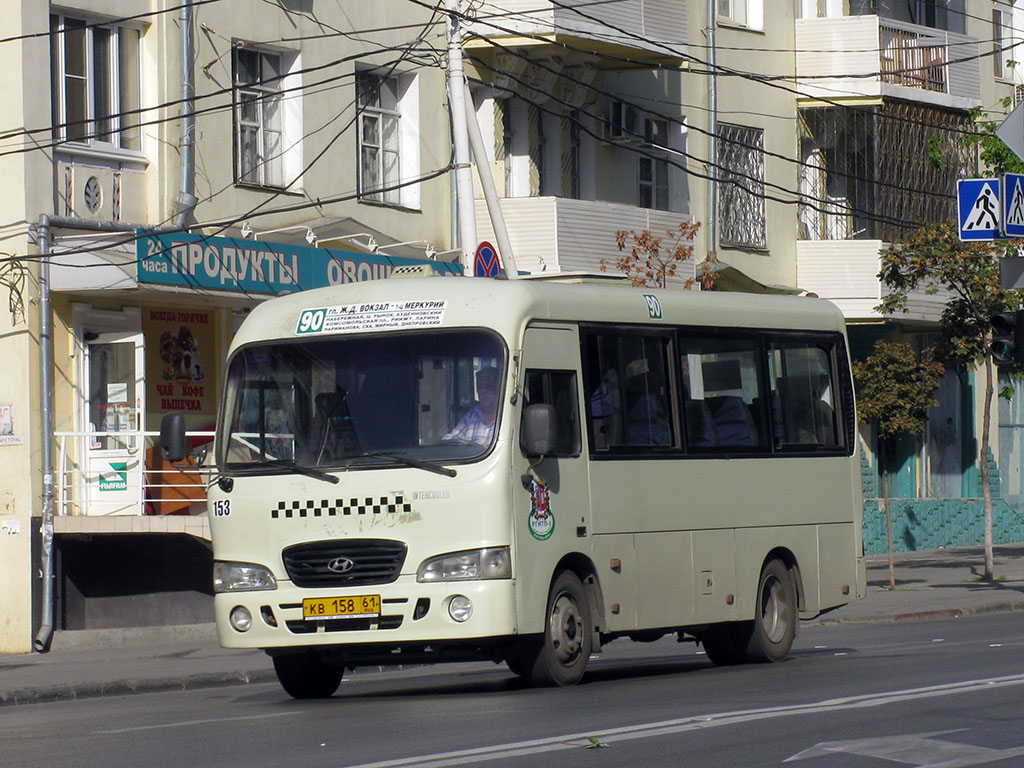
left=272, top=652, right=344, bottom=699
left=746, top=558, right=796, bottom=663
left=529, top=570, right=592, bottom=686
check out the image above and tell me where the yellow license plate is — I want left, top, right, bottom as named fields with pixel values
left=303, top=595, right=381, bottom=620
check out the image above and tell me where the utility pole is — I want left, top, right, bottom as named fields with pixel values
left=445, top=0, right=477, bottom=271
left=706, top=0, right=718, bottom=266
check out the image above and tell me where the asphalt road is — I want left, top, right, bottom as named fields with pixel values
left=5, top=613, right=1024, bottom=768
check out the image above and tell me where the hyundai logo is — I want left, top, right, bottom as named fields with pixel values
left=326, top=557, right=356, bottom=574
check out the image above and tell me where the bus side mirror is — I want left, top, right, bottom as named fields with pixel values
left=521, top=403, right=556, bottom=457
left=160, top=411, right=187, bottom=463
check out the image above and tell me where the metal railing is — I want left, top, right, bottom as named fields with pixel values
left=55, top=430, right=215, bottom=517
left=879, top=20, right=948, bottom=94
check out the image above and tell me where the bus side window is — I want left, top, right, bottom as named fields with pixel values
left=521, top=370, right=581, bottom=457
left=770, top=344, right=839, bottom=449
left=679, top=337, right=766, bottom=451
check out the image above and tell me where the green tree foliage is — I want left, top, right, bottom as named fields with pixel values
left=962, top=101, right=1024, bottom=176
left=853, top=341, right=944, bottom=589
left=854, top=342, right=944, bottom=441
left=877, top=220, right=1022, bottom=580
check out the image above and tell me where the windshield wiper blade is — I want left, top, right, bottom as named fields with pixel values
left=362, top=451, right=457, bottom=478
left=255, top=458, right=339, bottom=484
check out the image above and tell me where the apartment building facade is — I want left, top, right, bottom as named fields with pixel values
left=0, top=0, right=460, bottom=652
left=1, top=0, right=1021, bottom=652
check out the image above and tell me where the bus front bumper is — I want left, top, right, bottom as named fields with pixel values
left=214, top=578, right=519, bottom=656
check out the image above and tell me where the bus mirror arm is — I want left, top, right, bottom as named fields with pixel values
left=160, top=411, right=187, bottom=463
left=521, top=403, right=556, bottom=458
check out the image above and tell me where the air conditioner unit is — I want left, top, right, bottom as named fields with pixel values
left=604, top=101, right=643, bottom=144
left=1015, top=84, right=1024, bottom=108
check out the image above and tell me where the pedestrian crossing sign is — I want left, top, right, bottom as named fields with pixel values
left=957, top=179, right=1001, bottom=241
left=1003, top=173, right=1024, bottom=237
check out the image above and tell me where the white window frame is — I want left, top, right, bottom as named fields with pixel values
left=638, top=117, right=670, bottom=211
left=717, top=0, right=763, bottom=31
left=357, top=71, right=403, bottom=205
left=233, top=47, right=288, bottom=189
left=993, top=9, right=1010, bottom=80
left=50, top=14, right=142, bottom=153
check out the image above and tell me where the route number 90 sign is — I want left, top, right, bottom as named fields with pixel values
left=296, top=308, right=326, bottom=334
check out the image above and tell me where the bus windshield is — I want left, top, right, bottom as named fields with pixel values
left=220, top=329, right=505, bottom=473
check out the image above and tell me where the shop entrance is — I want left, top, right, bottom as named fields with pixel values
left=83, top=330, right=145, bottom=515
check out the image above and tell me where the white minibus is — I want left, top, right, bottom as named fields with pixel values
left=162, top=274, right=865, bottom=698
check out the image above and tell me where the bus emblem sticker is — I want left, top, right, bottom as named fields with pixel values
left=529, top=477, right=554, bottom=541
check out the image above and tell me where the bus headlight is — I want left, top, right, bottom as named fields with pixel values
left=417, top=547, right=511, bottom=582
left=214, top=561, right=278, bottom=593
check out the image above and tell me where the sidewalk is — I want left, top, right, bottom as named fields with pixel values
left=2, top=544, right=1023, bottom=706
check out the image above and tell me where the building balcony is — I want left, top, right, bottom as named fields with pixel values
left=795, top=16, right=981, bottom=110
left=796, top=239, right=950, bottom=324
left=474, top=197, right=696, bottom=286
left=464, top=0, right=687, bottom=89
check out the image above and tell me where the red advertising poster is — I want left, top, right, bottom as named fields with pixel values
left=144, top=307, right=216, bottom=416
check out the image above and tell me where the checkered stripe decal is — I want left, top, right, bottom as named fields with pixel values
left=271, top=494, right=411, bottom=520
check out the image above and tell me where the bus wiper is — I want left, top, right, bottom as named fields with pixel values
left=361, top=451, right=457, bottom=478
left=255, top=458, right=340, bottom=484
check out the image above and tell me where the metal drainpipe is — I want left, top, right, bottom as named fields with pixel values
left=33, top=215, right=55, bottom=652
left=706, top=0, right=718, bottom=266
left=32, top=216, right=168, bottom=652
left=175, top=0, right=198, bottom=228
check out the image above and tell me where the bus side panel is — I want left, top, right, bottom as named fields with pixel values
left=590, top=533, right=637, bottom=632
left=690, top=529, right=738, bottom=624
left=817, top=522, right=860, bottom=611
left=635, top=531, right=694, bottom=628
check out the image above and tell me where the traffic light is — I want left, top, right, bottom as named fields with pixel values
left=991, top=310, right=1024, bottom=364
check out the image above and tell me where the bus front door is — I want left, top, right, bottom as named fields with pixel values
left=514, top=325, right=592, bottom=636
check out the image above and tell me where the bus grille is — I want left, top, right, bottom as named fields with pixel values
left=282, top=539, right=407, bottom=587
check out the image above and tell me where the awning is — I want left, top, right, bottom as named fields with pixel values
left=701, top=259, right=804, bottom=295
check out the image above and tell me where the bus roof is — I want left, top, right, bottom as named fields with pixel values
left=230, top=275, right=848, bottom=351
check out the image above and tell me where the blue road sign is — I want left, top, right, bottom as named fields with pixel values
left=958, top=178, right=1001, bottom=241
left=1004, top=173, right=1024, bottom=237
left=474, top=241, right=501, bottom=277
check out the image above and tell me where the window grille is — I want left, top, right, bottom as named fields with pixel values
left=718, top=123, right=766, bottom=249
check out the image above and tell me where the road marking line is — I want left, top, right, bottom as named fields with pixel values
left=94, top=711, right=304, bottom=734
left=341, top=673, right=1024, bottom=768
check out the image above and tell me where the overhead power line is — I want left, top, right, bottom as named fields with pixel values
left=0, top=0, right=226, bottom=46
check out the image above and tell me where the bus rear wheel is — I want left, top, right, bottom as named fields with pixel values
left=529, top=570, right=592, bottom=686
left=272, top=652, right=344, bottom=699
left=746, top=558, right=796, bottom=663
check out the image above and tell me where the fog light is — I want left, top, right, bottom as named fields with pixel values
left=230, top=605, right=252, bottom=632
left=448, top=595, right=473, bottom=622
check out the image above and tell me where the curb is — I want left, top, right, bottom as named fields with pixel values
left=814, top=599, right=1024, bottom=626
left=0, top=668, right=278, bottom=707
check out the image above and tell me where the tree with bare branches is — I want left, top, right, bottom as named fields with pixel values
left=603, top=221, right=705, bottom=289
